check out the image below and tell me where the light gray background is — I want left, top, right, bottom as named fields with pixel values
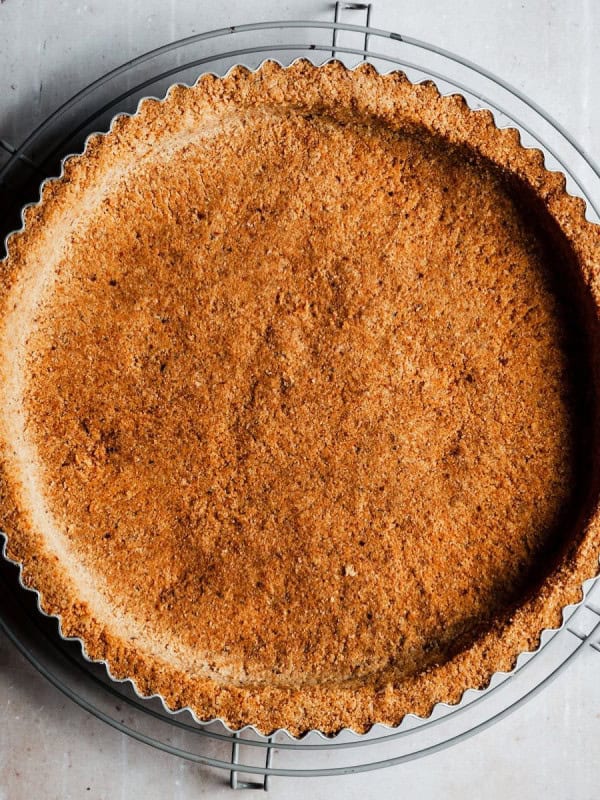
left=1, top=1, right=599, bottom=798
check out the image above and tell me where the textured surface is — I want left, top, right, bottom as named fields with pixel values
left=2, top=59, right=600, bottom=735
left=23, top=99, right=581, bottom=688
left=2, top=0, right=600, bottom=796
left=20, top=72, right=587, bottom=685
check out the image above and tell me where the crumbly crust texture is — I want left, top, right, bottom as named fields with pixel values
left=2, top=61, right=600, bottom=736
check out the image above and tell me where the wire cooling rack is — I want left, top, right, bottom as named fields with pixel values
left=2, top=2, right=600, bottom=790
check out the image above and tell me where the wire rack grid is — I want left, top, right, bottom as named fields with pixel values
left=1, top=2, right=600, bottom=790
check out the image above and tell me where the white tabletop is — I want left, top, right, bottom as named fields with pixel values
left=1, top=1, right=599, bottom=797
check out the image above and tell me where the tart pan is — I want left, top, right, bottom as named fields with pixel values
left=1, top=60, right=600, bottom=737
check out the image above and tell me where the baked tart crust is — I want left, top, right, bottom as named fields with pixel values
left=2, top=61, right=600, bottom=736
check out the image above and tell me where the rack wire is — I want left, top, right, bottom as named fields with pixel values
left=1, top=2, right=600, bottom=790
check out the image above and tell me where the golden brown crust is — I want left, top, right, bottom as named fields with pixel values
left=1, top=61, right=600, bottom=736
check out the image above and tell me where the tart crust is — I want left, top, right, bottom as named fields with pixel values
left=2, top=61, right=600, bottom=736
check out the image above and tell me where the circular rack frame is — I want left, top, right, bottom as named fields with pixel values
left=1, top=3, right=600, bottom=789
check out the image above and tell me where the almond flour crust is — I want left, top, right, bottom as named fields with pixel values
left=1, top=61, right=600, bottom=736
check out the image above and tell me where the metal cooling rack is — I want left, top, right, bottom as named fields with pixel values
left=2, top=2, right=600, bottom=790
